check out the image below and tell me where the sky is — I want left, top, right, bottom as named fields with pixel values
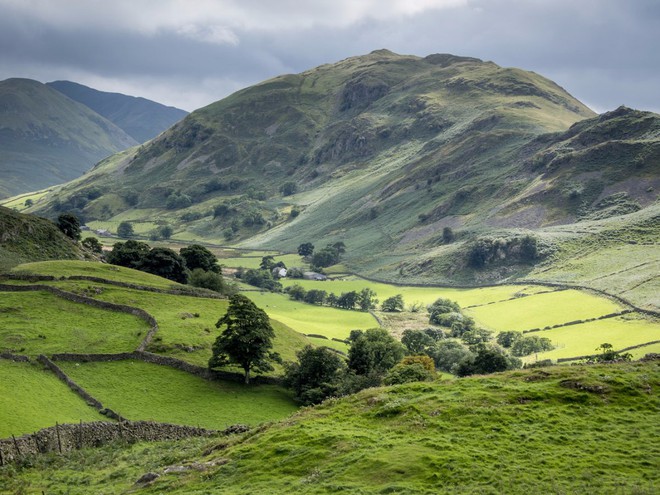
left=0, top=0, right=658, bottom=113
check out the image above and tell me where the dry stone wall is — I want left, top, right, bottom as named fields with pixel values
left=0, top=421, right=216, bottom=465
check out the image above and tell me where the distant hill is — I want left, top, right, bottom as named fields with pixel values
left=30, top=51, right=659, bottom=305
left=47, top=80, right=188, bottom=143
left=0, top=206, right=83, bottom=270
left=0, top=78, right=138, bottom=199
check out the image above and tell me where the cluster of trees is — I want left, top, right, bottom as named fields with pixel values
left=468, top=234, right=540, bottom=268
left=296, top=242, right=346, bottom=269
left=286, top=285, right=378, bottom=311
left=106, top=241, right=227, bottom=292
left=496, top=331, right=554, bottom=357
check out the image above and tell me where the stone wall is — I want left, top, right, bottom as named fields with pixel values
left=0, top=421, right=216, bottom=465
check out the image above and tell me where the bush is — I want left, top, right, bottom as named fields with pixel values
left=189, top=268, right=225, bottom=293
left=383, top=363, right=434, bottom=385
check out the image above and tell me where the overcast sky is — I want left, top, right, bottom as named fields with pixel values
left=1, top=0, right=658, bottom=113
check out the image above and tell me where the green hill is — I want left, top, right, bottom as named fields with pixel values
left=47, top=80, right=188, bottom=143
left=0, top=78, right=138, bottom=198
left=3, top=360, right=658, bottom=494
left=27, top=51, right=660, bottom=307
left=0, top=206, right=83, bottom=270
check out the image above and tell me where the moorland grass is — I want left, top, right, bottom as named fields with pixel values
left=0, top=290, right=147, bottom=356
left=0, top=360, right=101, bottom=437
left=57, top=360, right=297, bottom=430
left=4, top=361, right=658, bottom=494
left=467, top=289, right=623, bottom=332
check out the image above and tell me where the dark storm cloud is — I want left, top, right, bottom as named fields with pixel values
left=0, top=0, right=657, bottom=112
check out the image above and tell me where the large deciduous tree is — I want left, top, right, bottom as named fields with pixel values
left=180, top=244, right=220, bottom=273
left=284, top=346, right=345, bottom=405
left=209, top=294, right=280, bottom=384
left=137, top=247, right=189, bottom=284
left=57, top=213, right=81, bottom=241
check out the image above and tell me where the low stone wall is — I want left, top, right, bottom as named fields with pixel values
left=0, top=352, right=30, bottom=362
left=557, top=340, right=660, bottom=363
left=0, top=421, right=216, bottom=465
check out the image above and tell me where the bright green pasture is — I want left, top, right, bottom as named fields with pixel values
left=467, top=289, right=624, bottom=332
left=0, top=360, right=101, bottom=437
left=36, top=281, right=309, bottom=368
left=524, top=315, right=660, bottom=363
left=244, top=291, right=377, bottom=340
left=12, top=260, right=180, bottom=289
left=628, top=342, right=660, bottom=359
left=305, top=336, right=349, bottom=354
left=281, top=276, right=549, bottom=309
left=58, top=360, right=297, bottom=430
left=0, top=291, right=146, bottom=356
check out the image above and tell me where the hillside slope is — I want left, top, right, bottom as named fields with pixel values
left=0, top=78, right=138, bottom=198
left=47, top=80, right=188, bottom=143
left=28, top=51, right=658, bottom=302
left=0, top=206, right=83, bottom=270
left=3, top=360, right=658, bottom=494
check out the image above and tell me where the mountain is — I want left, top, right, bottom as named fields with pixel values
left=47, top=80, right=188, bottom=143
left=0, top=78, right=138, bottom=199
left=0, top=206, right=84, bottom=270
left=30, top=51, right=659, bottom=304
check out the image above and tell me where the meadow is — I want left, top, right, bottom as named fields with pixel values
left=0, top=360, right=101, bottom=437
left=57, top=360, right=297, bottom=430
left=0, top=290, right=147, bottom=356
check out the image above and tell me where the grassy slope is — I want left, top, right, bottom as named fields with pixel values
left=57, top=360, right=296, bottom=430
left=0, top=207, right=84, bottom=272
left=0, top=360, right=102, bottom=437
left=3, top=361, right=658, bottom=494
left=0, top=290, right=147, bottom=356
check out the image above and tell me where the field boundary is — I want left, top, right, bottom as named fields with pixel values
left=556, top=340, right=660, bottom=363
left=0, top=420, right=219, bottom=466
left=36, top=355, right=126, bottom=421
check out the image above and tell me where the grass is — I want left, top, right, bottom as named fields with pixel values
left=244, top=291, right=377, bottom=340
left=0, top=360, right=101, bottom=437
left=466, top=289, right=624, bottom=332
left=281, top=276, right=551, bottom=309
left=4, top=361, right=658, bottom=494
left=0, top=290, right=147, bottom=356
left=220, top=253, right=303, bottom=270
left=57, top=360, right=297, bottom=430
left=12, top=260, right=181, bottom=289
left=523, top=314, right=660, bottom=363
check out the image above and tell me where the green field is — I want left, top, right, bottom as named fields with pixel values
left=0, top=290, right=147, bottom=356
left=524, top=314, right=660, bottom=363
left=244, top=291, right=377, bottom=340
left=0, top=360, right=101, bottom=437
left=57, top=360, right=297, bottom=430
left=220, top=253, right=303, bottom=270
left=467, top=289, right=624, bottom=332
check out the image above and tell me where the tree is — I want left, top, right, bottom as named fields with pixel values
left=335, top=291, right=359, bottom=310
left=106, top=240, right=150, bottom=268
left=455, top=346, right=519, bottom=377
left=81, top=237, right=103, bottom=254
left=297, top=242, right=315, bottom=257
left=496, top=331, right=523, bottom=348
left=401, top=329, right=434, bottom=355
left=283, top=346, right=345, bottom=405
left=442, top=226, right=455, bottom=243
left=381, top=294, right=404, bottom=312
left=117, top=221, right=134, bottom=238
left=137, top=247, right=189, bottom=284
left=357, top=288, right=378, bottom=311
left=511, top=335, right=554, bottom=357
left=259, top=256, right=276, bottom=271
left=348, top=328, right=405, bottom=377
left=159, top=225, right=173, bottom=239
left=24, top=198, right=33, bottom=207
left=427, top=339, right=474, bottom=374
left=304, top=289, right=327, bottom=305
left=180, top=244, right=220, bottom=273
left=189, top=268, right=225, bottom=293
left=280, top=181, right=298, bottom=196
left=286, top=284, right=307, bottom=301
left=209, top=294, right=280, bottom=384
left=383, top=362, right=434, bottom=385
left=586, top=343, right=632, bottom=364
left=57, top=213, right=81, bottom=241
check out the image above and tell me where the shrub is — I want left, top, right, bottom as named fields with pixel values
left=383, top=363, right=434, bottom=385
